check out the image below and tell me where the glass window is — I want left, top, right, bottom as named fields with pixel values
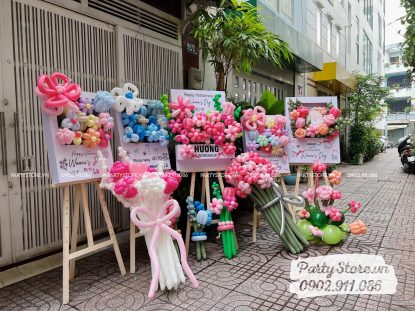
left=242, top=79, right=246, bottom=90
left=234, top=93, right=239, bottom=101
left=280, top=0, right=293, bottom=21
left=390, top=56, right=399, bottom=64
left=248, top=81, right=251, bottom=92
left=347, top=2, right=351, bottom=52
left=336, top=31, right=340, bottom=57
left=253, top=82, right=257, bottom=92
left=363, top=31, right=373, bottom=73
left=363, top=0, right=373, bottom=28
left=327, top=21, right=332, bottom=53
left=278, top=89, right=281, bottom=100
left=356, top=42, right=360, bottom=64
left=317, top=10, right=322, bottom=46
left=234, top=76, right=239, bottom=88
left=242, top=94, right=246, bottom=101
left=378, top=13, right=383, bottom=48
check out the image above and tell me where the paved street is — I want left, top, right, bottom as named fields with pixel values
left=1, top=149, right=414, bottom=311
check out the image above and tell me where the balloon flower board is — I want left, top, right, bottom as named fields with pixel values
left=285, top=96, right=342, bottom=165
left=41, top=91, right=113, bottom=185
left=169, top=89, right=235, bottom=172
left=111, top=85, right=170, bottom=169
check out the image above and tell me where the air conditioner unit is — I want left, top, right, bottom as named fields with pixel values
left=188, top=67, right=203, bottom=90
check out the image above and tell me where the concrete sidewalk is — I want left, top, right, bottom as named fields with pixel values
left=1, top=149, right=414, bottom=310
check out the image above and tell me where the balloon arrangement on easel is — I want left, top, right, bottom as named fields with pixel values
left=296, top=161, right=367, bottom=245
left=35, top=72, right=115, bottom=147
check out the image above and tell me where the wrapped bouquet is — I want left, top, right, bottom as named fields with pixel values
left=225, top=152, right=309, bottom=254
left=98, top=147, right=198, bottom=298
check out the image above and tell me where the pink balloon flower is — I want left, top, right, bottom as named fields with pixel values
left=316, top=185, right=333, bottom=200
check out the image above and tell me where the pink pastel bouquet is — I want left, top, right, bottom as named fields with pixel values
left=225, top=152, right=309, bottom=254
left=98, top=147, right=198, bottom=298
left=288, top=99, right=347, bottom=140
left=242, top=106, right=289, bottom=155
left=296, top=161, right=367, bottom=245
left=35, top=72, right=114, bottom=148
left=168, top=96, right=242, bottom=159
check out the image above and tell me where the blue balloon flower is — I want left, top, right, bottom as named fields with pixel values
left=147, top=100, right=163, bottom=116
left=133, top=124, right=146, bottom=141
left=93, top=91, right=114, bottom=113
left=145, top=124, right=160, bottom=142
left=137, top=105, right=148, bottom=117
left=123, top=126, right=139, bottom=143
left=122, top=112, right=138, bottom=128
left=248, top=130, right=259, bottom=141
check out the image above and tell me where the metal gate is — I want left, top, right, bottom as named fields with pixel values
left=0, top=0, right=182, bottom=266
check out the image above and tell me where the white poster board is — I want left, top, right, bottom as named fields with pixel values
left=112, top=99, right=170, bottom=169
left=170, top=89, right=226, bottom=113
left=42, top=92, right=113, bottom=185
left=285, top=96, right=341, bottom=164
left=175, top=144, right=234, bottom=172
left=242, top=115, right=290, bottom=174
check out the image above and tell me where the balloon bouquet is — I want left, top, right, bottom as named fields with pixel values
left=296, top=161, right=367, bottom=245
left=225, top=152, right=309, bottom=254
left=98, top=147, right=198, bottom=298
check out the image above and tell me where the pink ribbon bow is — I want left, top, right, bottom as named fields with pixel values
left=130, top=199, right=199, bottom=298
left=242, top=106, right=266, bottom=131
left=35, top=72, right=81, bottom=115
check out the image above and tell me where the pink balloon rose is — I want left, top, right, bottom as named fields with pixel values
left=323, top=114, right=336, bottom=126
left=329, top=107, right=341, bottom=118
left=296, top=117, right=306, bottom=128
left=316, top=185, right=333, bottom=200
left=297, top=106, right=309, bottom=118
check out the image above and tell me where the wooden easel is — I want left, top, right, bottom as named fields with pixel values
left=251, top=175, right=287, bottom=242
left=60, top=180, right=126, bottom=304
left=293, top=165, right=330, bottom=196
left=184, top=171, right=238, bottom=255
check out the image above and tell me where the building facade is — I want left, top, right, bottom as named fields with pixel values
left=384, top=43, right=415, bottom=144
left=200, top=0, right=386, bottom=103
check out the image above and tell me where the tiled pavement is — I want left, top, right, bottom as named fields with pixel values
left=1, top=149, right=415, bottom=310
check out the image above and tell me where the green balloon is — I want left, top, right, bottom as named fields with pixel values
left=296, top=219, right=314, bottom=241
left=331, top=212, right=345, bottom=226
left=321, top=225, right=345, bottom=245
left=339, top=223, right=348, bottom=231
left=309, top=205, right=319, bottom=214
left=310, top=210, right=329, bottom=228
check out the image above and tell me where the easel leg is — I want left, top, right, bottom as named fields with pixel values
left=185, top=172, right=196, bottom=255
left=294, top=166, right=303, bottom=196
left=203, top=172, right=211, bottom=210
left=95, top=182, right=126, bottom=275
left=308, top=165, right=314, bottom=188
left=62, top=186, right=70, bottom=305
left=130, top=221, right=136, bottom=273
left=69, top=185, right=81, bottom=280
left=201, top=172, right=206, bottom=206
left=80, top=184, right=94, bottom=247
left=322, top=171, right=330, bottom=185
left=252, top=205, right=257, bottom=243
